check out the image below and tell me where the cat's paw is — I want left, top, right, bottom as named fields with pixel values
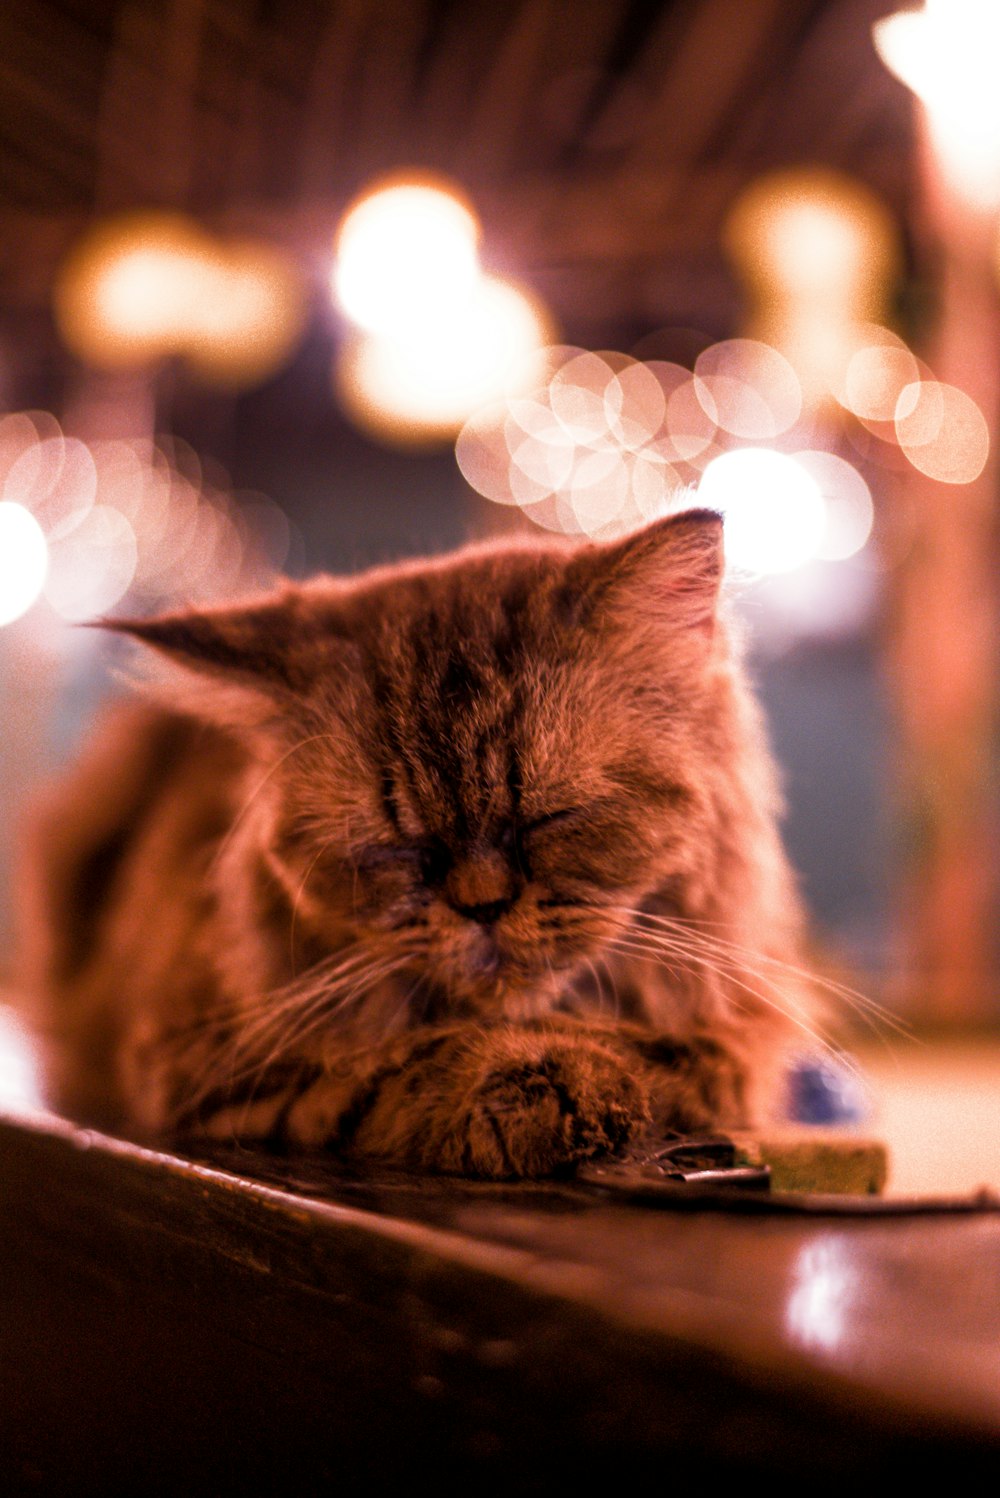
left=447, top=1037, right=651, bottom=1179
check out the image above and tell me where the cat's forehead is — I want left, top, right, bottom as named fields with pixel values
left=329, top=552, right=583, bottom=829
left=339, top=546, right=572, bottom=667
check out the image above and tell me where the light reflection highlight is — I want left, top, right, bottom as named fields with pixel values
left=0, top=503, right=48, bottom=626
left=785, top=1236, right=859, bottom=1354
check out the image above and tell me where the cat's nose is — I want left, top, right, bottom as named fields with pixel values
left=446, top=847, right=517, bottom=925
left=453, top=897, right=512, bottom=927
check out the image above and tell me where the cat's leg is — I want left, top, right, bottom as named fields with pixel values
left=169, top=1022, right=759, bottom=1178
left=337, top=1023, right=652, bottom=1177
left=248, top=1022, right=651, bottom=1178
left=632, top=1031, right=755, bottom=1134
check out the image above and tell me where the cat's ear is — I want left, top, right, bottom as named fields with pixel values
left=98, top=589, right=354, bottom=728
left=570, top=508, right=725, bottom=646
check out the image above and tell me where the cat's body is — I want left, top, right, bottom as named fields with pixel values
left=20, top=511, right=812, bottom=1176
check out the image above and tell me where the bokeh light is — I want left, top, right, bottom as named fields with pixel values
left=0, top=415, right=294, bottom=631
left=0, top=502, right=48, bottom=626
left=727, top=171, right=898, bottom=310
left=725, top=170, right=900, bottom=411
left=333, top=176, right=481, bottom=339
left=694, top=339, right=802, bottom=439
left=44, top=505, right=138, bottom=622
left=55, top=211, right=215, bottom=368
left=336, top=275, right=551, bottom=443
left=184, top=240, right=307, bottom=389
left=874, top=0, right=1000, bottom=209
left=840, top=331, right=922, bottom=426
left=54, top=212, right=306, bottom=388
left=895, top=380, right=990, bottom=483
left=792, top=450, right=874, bottom=561
left=697, top=449, right=827, bottom=575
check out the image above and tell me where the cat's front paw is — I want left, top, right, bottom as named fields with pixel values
left=446, top=1036, right=651, bottom=1179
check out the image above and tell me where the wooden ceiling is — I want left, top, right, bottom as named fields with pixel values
left=0, top=0, right=914, bottom=354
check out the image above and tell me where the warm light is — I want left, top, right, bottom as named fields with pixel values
left=607, top=360, right=668, bottom=450
left=549, top=352, right=619, bottom=447
left=727, top=172, right=897, bottom=308
left=455, top=402, right=522, bottom=504
left=725, top=170, right=900, bottom=408
left=894, top=379, right=990, bottom=483
left=4, top=434, right=98, bottom=536
left=55, top=212, right=215, bottom=367
left=874, top=1, right=1000, bottom=208
left=694, top=339, right=802, bottom=439
left=662, top=373, right=718, bottom=462
left=55, top=214, right=306, bottom=387
left=457, top=343, right=870, bottom=557
left=841, top=336, right=921, bottom=424
left=569, top=447, right=631, bottom=535
left=698, top=449, right=827, bottom=575
left=336, top=276, right=551, bottom=443
left=0, top=502, right=48, bottom=625
left=185, top=241, right=306, bottom=389
left=333, top=177, right=481, bottom=339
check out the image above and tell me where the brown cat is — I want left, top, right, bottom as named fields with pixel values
left=19, top=510, right=814, bottom=1177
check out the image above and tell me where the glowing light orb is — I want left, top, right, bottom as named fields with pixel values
left=455, top=403, right=519, bottom=503
left=694, top=340, right=802, bottom=439
left=333, top=177, right=481, bottom=338
left=698, top=449, right=827, bottom=575
left=549, top=352, right=618, bottom=447
left=874, top=1, right=1000, bottom=209
left=606, top=360, right=668, bottom=449
left=0, top=502, right=48, bottom=625
left=55, top=214, right=305, bottom=387
left=568, top=447, right=631, bottom=534
left=727, top=171, right=898, bottom=309
left=5, top=435, right=98, bottom=538
left=663, top=375, right=717, bottom=461
left=895, top=380, right=990, bottom=484
left=841, top=338, right=921, bottom=425
left=44, top=505, right=138, bottom=621
left=792, top=451, right=874, bottom=561
left=337, top=276, right=550, bottom=444
left=55, top=212, right=215, bottom=367
left=186, top=241, right=307, bottom=388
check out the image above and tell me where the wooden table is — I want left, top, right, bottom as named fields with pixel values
left=1, top=1108, right=998, bottom=1491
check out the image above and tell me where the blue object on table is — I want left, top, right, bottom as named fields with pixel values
left=785, top=1053, right=871, bottom=1125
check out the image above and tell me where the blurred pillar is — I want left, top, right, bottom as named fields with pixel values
left=887, top=114, right=1000, bottom=1022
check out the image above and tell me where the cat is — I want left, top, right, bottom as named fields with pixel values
left=18, top=509, right=815, bottom=1178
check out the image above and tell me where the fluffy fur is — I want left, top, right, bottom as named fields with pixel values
left=19, top=510, right=814, bottom=1177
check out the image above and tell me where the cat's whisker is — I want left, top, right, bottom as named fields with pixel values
left=608, top=929, right=859, bottom=1080
left=607, top=904, right=912, bottom=1043
left=225, top=955, right=414, bottom=1118
left=177, top=945, right=414, bottom=1109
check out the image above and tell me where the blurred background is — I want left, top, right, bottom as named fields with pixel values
left=1, top=0, right=999, bottom=1084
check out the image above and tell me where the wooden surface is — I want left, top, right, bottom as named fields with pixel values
left=1, top=1108, right=999, bottom=1490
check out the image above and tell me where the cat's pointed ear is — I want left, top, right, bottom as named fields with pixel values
left=97, top=589, right=352, bottom=727
left=571, top=508, right=725, bottom=645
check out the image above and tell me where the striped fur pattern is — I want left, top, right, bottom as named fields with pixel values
left=19, top=511, right=812, bottom=1177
